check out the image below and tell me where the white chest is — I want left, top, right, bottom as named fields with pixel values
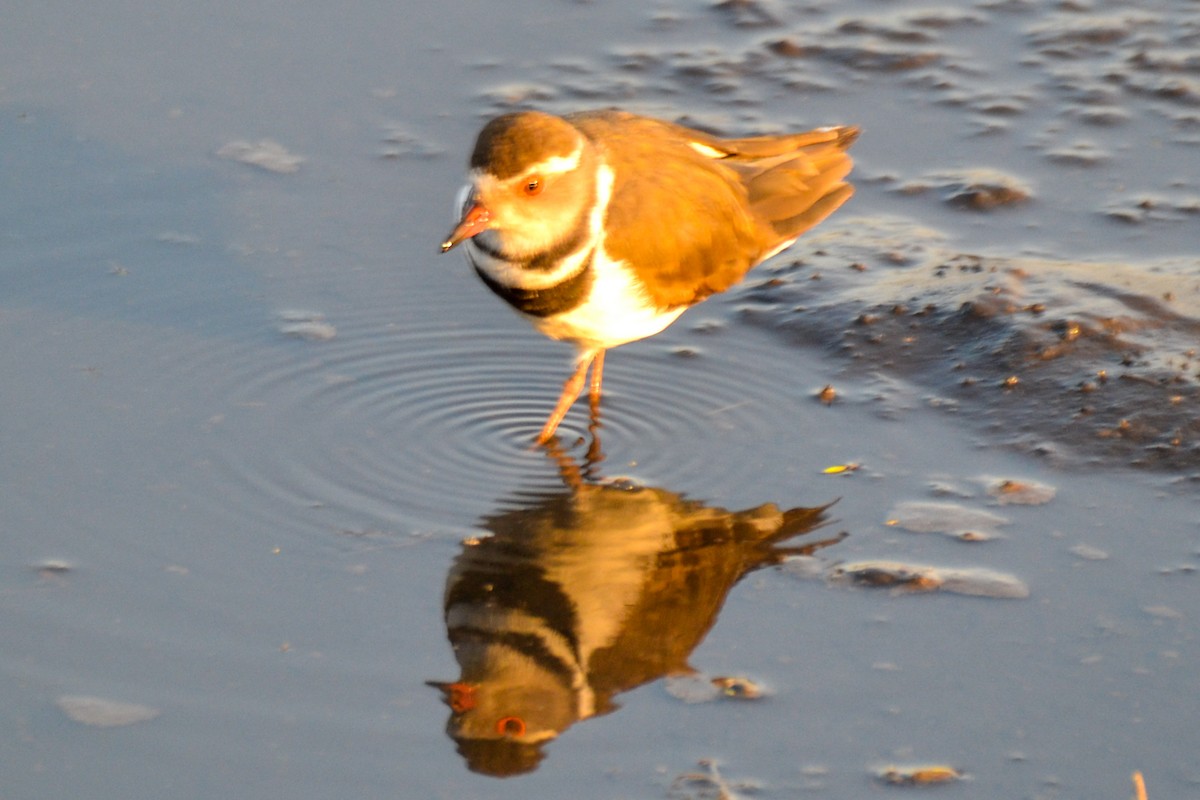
left=529, top=249, right=684, bottom=350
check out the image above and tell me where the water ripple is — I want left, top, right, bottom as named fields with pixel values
left=193, top=310, right=804, bottom=538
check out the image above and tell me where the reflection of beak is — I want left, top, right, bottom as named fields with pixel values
left=426, top=680, right=478, bottom=712
left=440, top=203, right=490, bottom=253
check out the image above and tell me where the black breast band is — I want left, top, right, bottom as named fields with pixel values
left=474, top=253, right=595, bottom=318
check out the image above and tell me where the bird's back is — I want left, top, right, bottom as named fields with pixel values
left=569, top=111, right=857, bottom=308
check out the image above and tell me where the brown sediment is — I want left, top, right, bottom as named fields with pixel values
left=739, top=219, right=1200, bottom=472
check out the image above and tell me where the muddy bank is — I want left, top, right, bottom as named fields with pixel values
left=734, top=217, right=1200, bottom=473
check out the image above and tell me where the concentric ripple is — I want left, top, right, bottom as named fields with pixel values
left=187, top=307, right=812, bottom=539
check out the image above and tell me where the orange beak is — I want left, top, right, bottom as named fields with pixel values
left=426, top=680, right=479, bottom=712
left=446, top=682, right=478, bottom=712
left=440, top=203, right=491, bottom=253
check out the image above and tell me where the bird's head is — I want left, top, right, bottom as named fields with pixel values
left=441, top=111, right=597, bottom=259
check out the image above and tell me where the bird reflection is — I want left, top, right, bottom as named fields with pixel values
left=428, top=443, right=844, bottom=777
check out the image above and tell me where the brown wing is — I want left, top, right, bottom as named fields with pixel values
left=570, top=111, right=857, bottom=309
left=571, top=111, right=765, bottom=308
left=716, top=125, right=859, bottom=242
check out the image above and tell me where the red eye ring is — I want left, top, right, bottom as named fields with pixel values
left=496, top=716, right=526, bottom=737
left=523, top=177, right=543, bottom=196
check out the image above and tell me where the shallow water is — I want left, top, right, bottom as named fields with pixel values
left=3, top=1, right=1198, bottom=798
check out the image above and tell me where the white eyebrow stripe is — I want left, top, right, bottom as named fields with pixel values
left=466, top=143, right=584, bottom=185
left=527, top=144, right=583, bottom=176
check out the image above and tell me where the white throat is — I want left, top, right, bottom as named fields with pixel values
left=465, top=160, right=612, bottom=291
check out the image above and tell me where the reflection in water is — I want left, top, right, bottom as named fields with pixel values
left=428, top=445, right=843, bottom=777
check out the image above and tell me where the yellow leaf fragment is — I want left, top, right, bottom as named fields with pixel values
left=879, top=764, right=962, bottom=785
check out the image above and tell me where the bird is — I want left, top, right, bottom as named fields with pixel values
left=440, top=109, right=858, bottom=444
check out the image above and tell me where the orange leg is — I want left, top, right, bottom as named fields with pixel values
left=588, top=350, right=605, bottom=413
left=583, top=349, right=607, bottom=463
left=536, top=351, right=598, bottom=445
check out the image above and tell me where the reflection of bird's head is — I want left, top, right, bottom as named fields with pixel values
left=427, top=642, right=581, bottom=737
left=452, top=737, right=545, bottom=778
left=426, top=677, right=562, bottom=777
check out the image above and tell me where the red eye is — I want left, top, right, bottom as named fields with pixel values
left=496, top=716, right=526, bottom=737
left=523, top=177, right=543, bottom=196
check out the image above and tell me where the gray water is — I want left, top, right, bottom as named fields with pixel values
left=3, top=1, right=1198, bottom=798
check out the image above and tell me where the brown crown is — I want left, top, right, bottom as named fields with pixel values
left=469, top=111, right=582, bottom=179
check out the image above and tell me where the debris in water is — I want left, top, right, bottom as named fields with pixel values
left=983, top=477, right=1057, bottom=505
left=895, top=168, right=1032, bottom=210
left=32, top=559, right=73, bottom=577
left=276, top=310, right=337, bottom=341
left=380, top=123, right=445, bottom=159
left=712, top=0, right=783, bottom=29
left=665, top=674, right=767, bottom=703
left=832, top=560, right=1030, bottom=598
left=670, top=759, right=762, bottom=800
left=877, top=763, right=964, bottom=785
left=886, top=500, right=1009, bottom=541
left=665, top=674, right=721, bottom=704
left=56, top=695, right=161, bottom=728
left=1142, top=605, right=1183, bottom=620
left=711, top=676, right=765, bottom=700
left=1069, top=543, right=1109, bottom=561
left=217, top=139, right=304, bottom=173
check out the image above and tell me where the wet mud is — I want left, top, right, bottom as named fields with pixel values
left=736, top=219, right=1200, bottom=471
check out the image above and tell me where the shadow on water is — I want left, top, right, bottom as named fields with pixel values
left=427, top=436, right=844, bottom=777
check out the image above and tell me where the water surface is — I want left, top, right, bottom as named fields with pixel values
left=2, top=1, right=1198, bottom=798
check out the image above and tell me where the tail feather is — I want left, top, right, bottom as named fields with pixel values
left=775, top=183, right=854, bottom=238
left=738, top=127, right=858, bottom=243
left=710, top=125, right=859, bottom=159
